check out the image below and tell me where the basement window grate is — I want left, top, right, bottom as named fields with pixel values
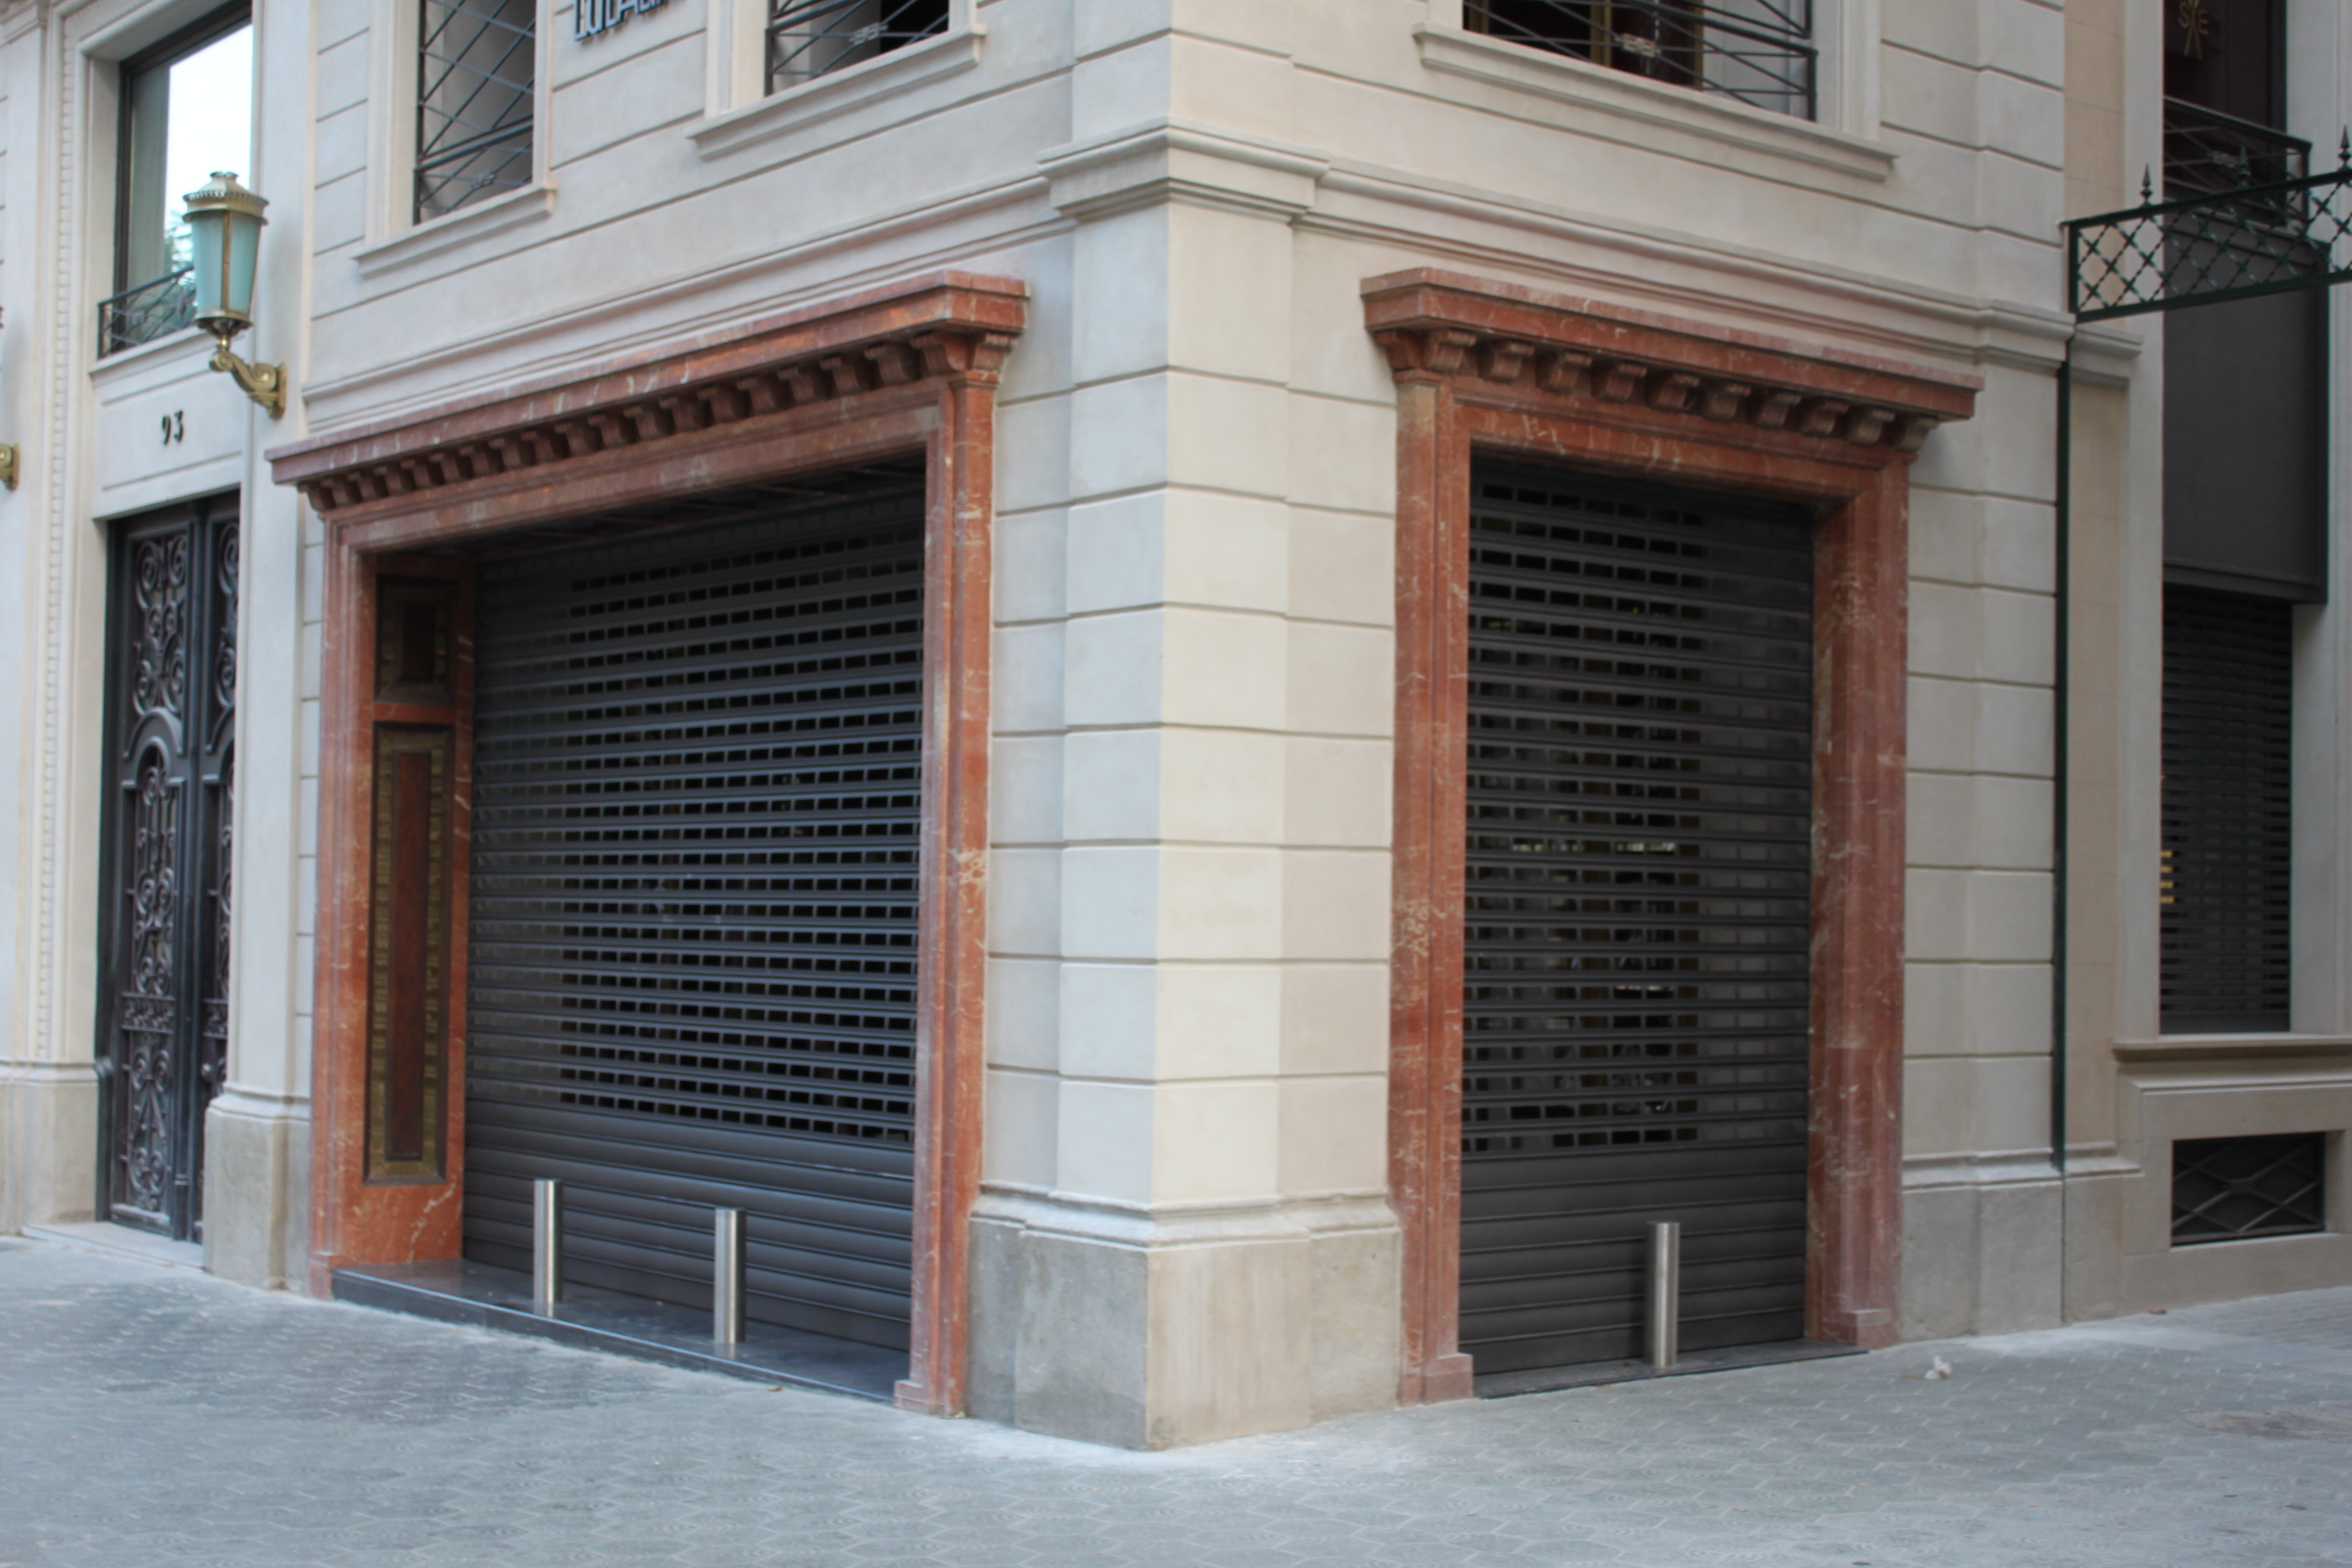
left=2172, top=1133, right=2326, bottom=1244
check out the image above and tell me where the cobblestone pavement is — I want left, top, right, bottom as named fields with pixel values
left=3, top=1236, right=2350, bottom=1568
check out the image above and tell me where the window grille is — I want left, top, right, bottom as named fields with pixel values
left=2172, top=1134, right=2326, bottom=1244
left=766, top=0, right=948, bottom=94
left=1464, top=0, right=1815, bottom=120
left=2159, top=586, right=2293, bottom=1034
left=416, top=0, right=535, bottom=222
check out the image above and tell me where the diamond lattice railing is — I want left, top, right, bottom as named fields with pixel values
left=2068, top=155, right=2352, bottom=321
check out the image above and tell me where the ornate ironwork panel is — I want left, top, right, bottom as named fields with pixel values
left=98, top=495, right=239, bottom=1240
left=1460, top=463, right=1815, bottom=1375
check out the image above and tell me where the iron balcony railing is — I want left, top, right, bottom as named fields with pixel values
left=98, top=268, right=197, bottom=356
left=767, top=0, right=949, bottom=94
left=1464, top=0, right=1815, bottom=120
left=2163, top=98, right=2309, bottom=198
left=2067, top=142, right=2352, bottom=321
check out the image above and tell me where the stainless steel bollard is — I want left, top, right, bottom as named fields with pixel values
left=1645, top=1220, right=1681, bottom=1369
left=533, top=1178, right=563, bottom=1312
left=712, top=1207, right=745, bottom=1345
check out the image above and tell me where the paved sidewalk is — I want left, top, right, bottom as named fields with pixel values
left=2, top=1236, right=2349, bottom=1568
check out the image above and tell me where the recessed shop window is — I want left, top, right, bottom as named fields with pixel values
left=102, top=9, right=252, bottom=355
left=766, top=0, right=948, bottom=94
left=416, top=0, right=536, bottom=221
left=2171, top=1134, right=2326, bottom=1245
left=1463, top=0, right=1815, bottom=120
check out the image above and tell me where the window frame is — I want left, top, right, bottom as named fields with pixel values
left=412, top=0, right=541, bottom=225
left=703, top=0, right=976, bottom=125
left=1412, top=0, right=1889, bottom=189
left=104, top=3, right=252, bottom=350
left=364, top=0, right=554, bottom=248
left=1458, top=0, right=1821, bottom=122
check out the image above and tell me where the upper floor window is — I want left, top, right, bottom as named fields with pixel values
left=102, top=9, right=252, bottom=355
left=417, top=0, right=535, bottom=222
left=766, top=0, right=948, bottom=95
left=2163, top=0, right=2300, bottom=195
left=1464, top=1, right=1815, bottom=121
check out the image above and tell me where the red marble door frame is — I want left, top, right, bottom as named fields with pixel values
left=269, top=272, right=1026, bottom=1417
left=1364, top=270, right=1980, bottom=1403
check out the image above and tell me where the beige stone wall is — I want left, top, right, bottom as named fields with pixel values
left=2055, top=0, right=2352, bottom=1324
left=6, top=0, right=2344, bottom=1449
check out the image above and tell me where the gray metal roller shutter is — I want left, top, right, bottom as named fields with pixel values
left=1461, top=462, right=1814, bottom=1375
left=2158, top=584, right=2294, bottom=1034
left=463, top=493, right=924, bottom=1350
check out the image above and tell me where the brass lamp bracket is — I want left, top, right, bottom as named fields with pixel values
left=0, top=444, right=17, bottom=489
left=210, top=333, right=286, bottom=418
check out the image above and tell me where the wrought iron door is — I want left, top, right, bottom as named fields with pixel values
left=462, top=493, right=922, bottom=1351
left=96, top=495, right=239, bottom=1240
left=1460, top=464, right=1813, bottom=1375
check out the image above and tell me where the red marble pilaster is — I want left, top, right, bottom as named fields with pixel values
left=1368, top=271, right=1976, bottom=1393
left=283, top=277, right=1027, bottom=1416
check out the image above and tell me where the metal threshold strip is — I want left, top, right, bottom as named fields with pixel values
left=1474, top=1339, right=1864, bottom=1399
left=331, top=1259, right=906, bottom=1402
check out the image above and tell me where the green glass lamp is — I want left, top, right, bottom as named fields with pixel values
left=183, top=171, right=285, bottom=417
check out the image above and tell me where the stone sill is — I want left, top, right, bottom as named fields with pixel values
left=689, top=24, right=986, bottom=162
left=89, top=325, right=212, bottom=386
left=350, top=185, right=558, bottom=280
left=2113, top=1034, right=2352, bottom=1064
left=1414, top=24, right=1894, bottom=185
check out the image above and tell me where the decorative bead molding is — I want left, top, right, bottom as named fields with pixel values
left=1363, top=268, right=1978, bottom=455
left=269, top=272, right=1026, bottom=519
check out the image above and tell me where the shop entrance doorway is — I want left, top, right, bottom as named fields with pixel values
left=1459, top=462, right=1814, bottom=1375
left=95, top=493, right=240, bottom=1241
left=460, top=491, right=925, bottom=1350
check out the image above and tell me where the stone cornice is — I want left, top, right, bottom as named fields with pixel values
left=1039, top=120, right=1330, bottom=222
left=1364, top=268, right=1979, bottom=453
left=268, top=272, right=1026, bottom=518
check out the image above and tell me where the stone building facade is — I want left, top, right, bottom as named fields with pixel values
left=1, top=0, right=2347, bottom=1449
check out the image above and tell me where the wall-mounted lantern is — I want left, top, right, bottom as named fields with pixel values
left=184, top=171, right=285, bottom=418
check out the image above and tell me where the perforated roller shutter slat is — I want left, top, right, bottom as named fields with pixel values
left=463, top=494, right=924, bottom=1350
left=1461, top=464, right=1814, bottom=1376
left=2159, top=585, right=2293, bottom=1035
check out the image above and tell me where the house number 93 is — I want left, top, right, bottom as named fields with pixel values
left=160, top=411, right=184, bottom=445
